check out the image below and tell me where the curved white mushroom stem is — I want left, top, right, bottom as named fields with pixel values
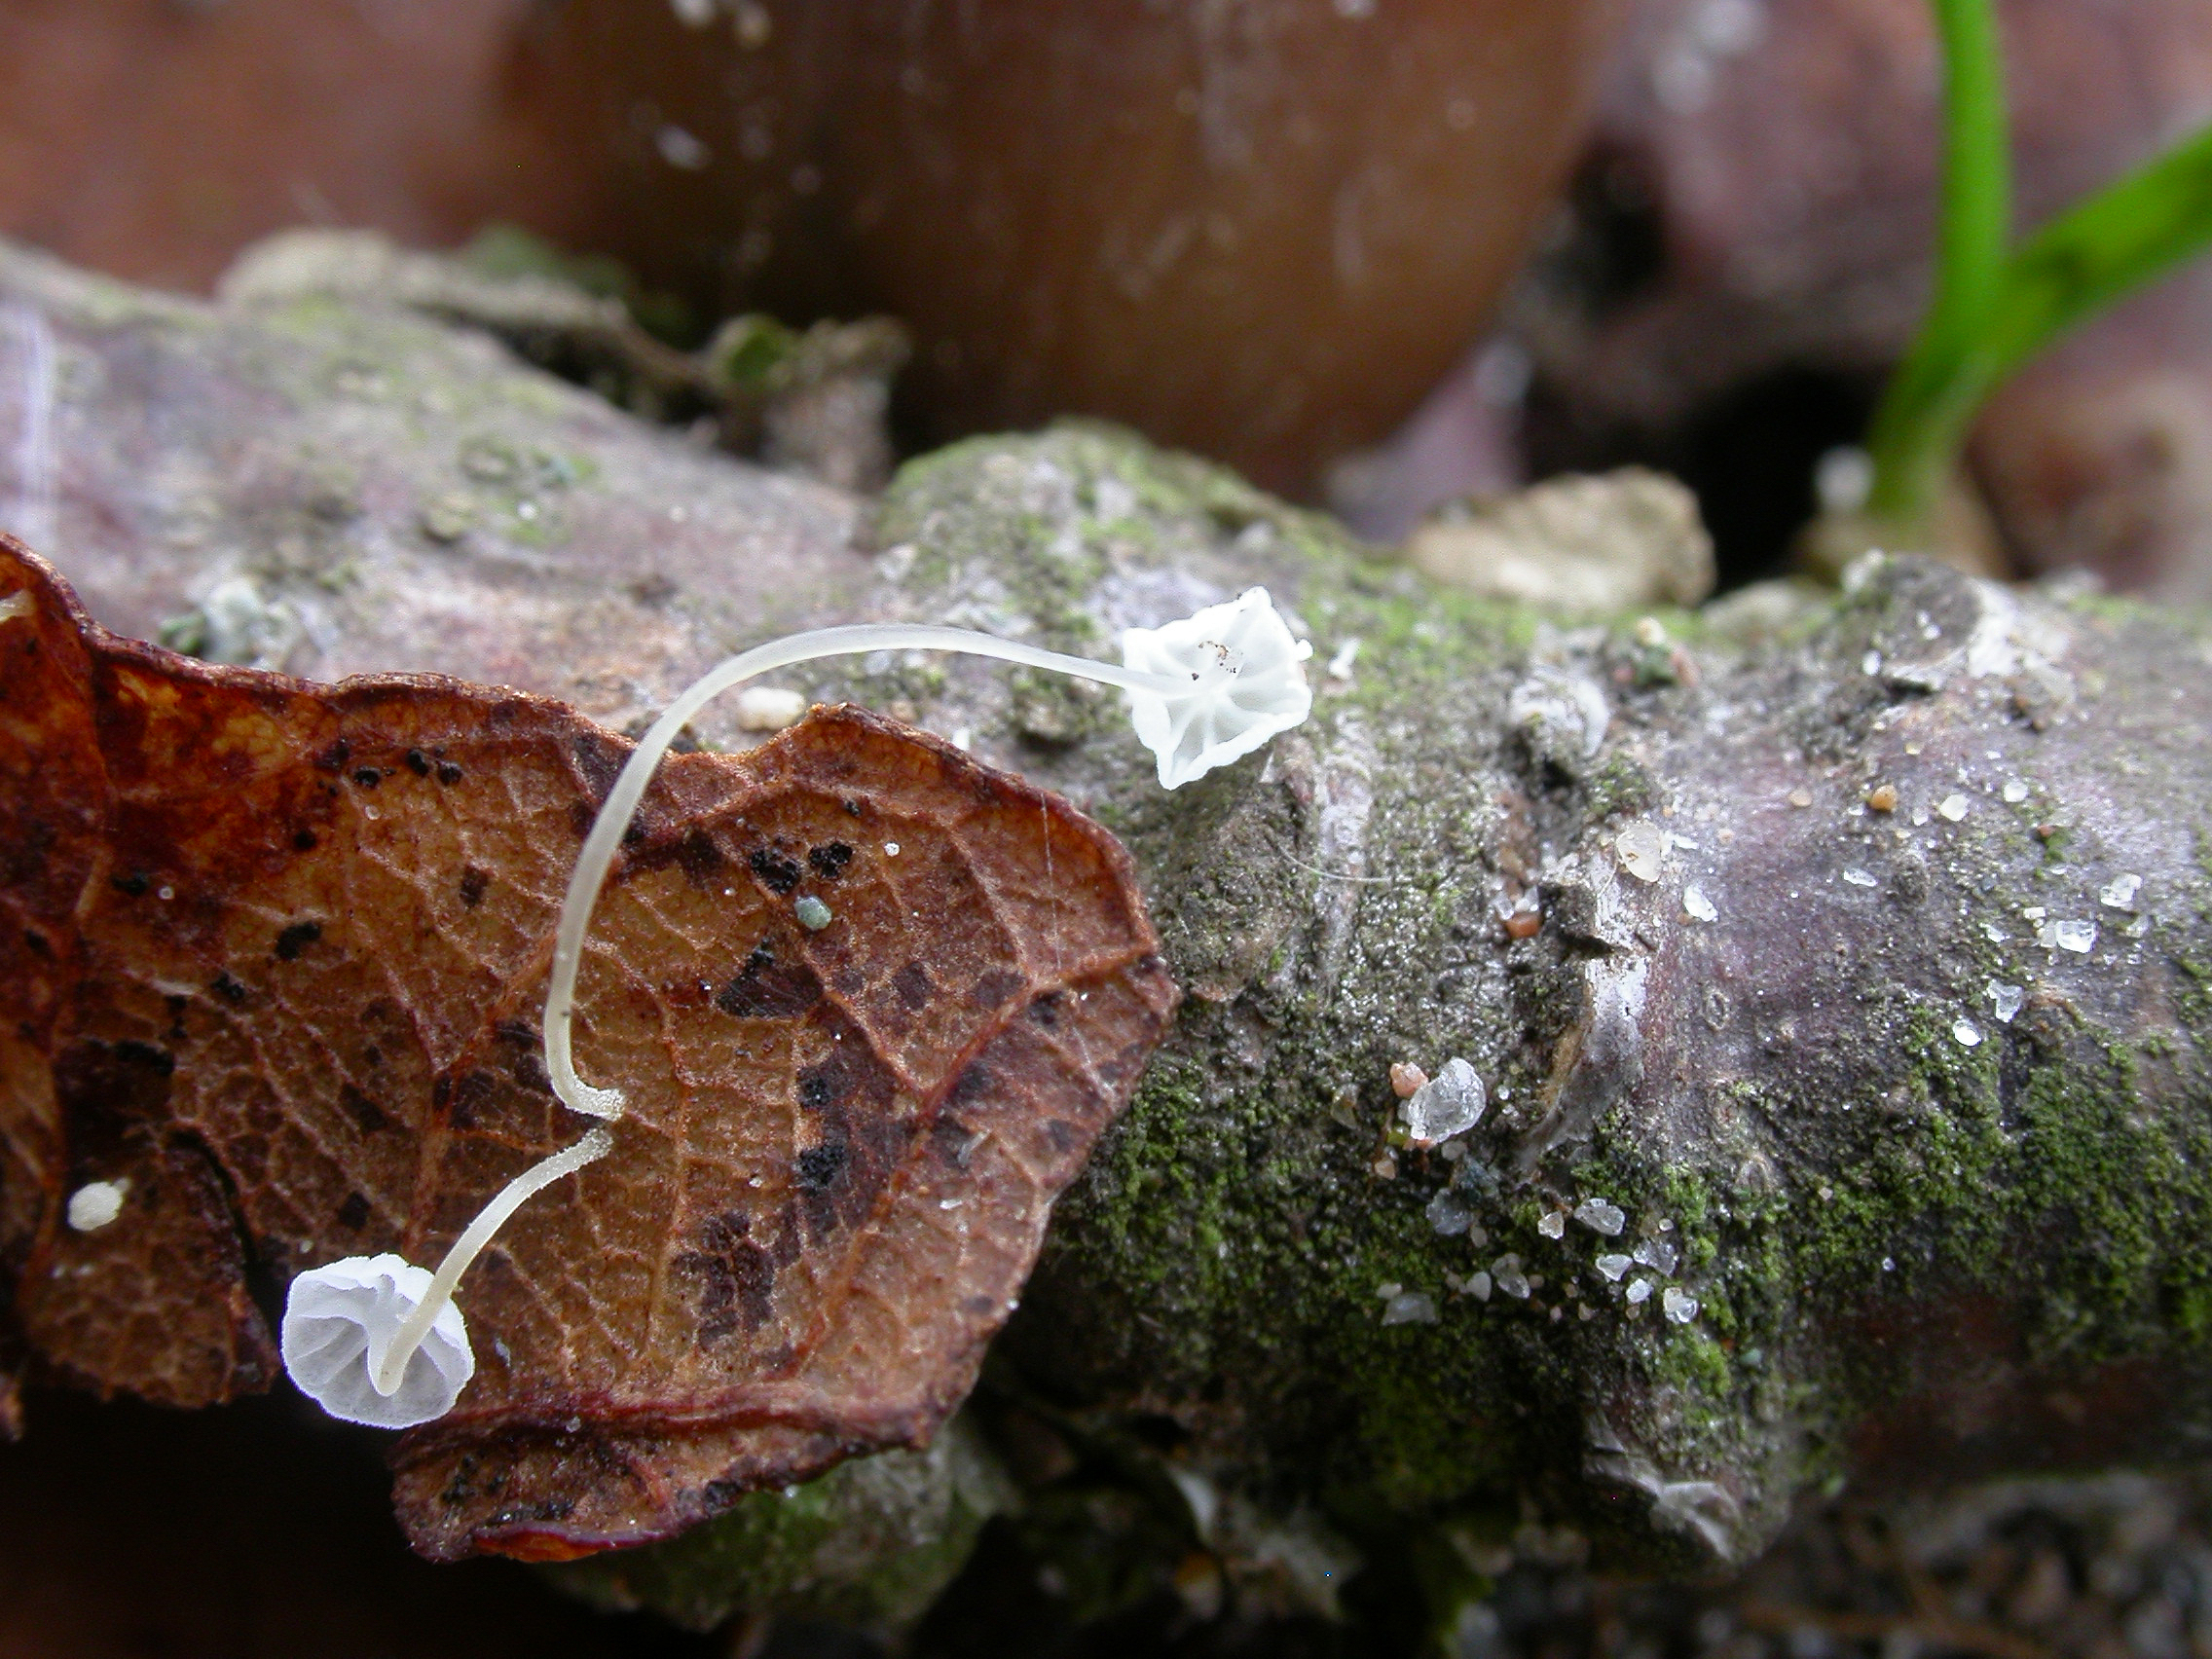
left=372, top=1124, right=614, bottom=1397
left=541, top=623, right=1191, bottom=1122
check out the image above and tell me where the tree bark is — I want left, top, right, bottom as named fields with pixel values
left=4, top=239, right=2212, bottom=1623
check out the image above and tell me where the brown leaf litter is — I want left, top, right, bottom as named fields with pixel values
left=0, top=539, right=1174, bottom=1561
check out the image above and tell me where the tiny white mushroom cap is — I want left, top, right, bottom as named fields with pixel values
left=1121, top=587, right=1313, bottom=790
left=281, top=1253, right=475, bottom=1428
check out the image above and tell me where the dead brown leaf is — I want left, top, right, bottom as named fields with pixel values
left=0, top=540, right=1175, bottom=1561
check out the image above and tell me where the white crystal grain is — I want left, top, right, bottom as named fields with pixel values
left=1426, top=1189, right=1473, bottom=1236
left=1381, top=1291, right=1438, bottom=1327
left=1632, top=1237, right=1678, bottom=1275
left=1400, top=1057, right=1486, bottom=1146
left=2052, top=918, right=2097, bottom=953
left=1573, top=1198, right=1626, bottom=1236
left=1615, top=820, right=1668, bottom=883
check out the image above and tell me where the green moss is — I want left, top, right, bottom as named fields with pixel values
left=1652, top=1323, right=1733, bottom=1402
left=1756, top=994, right=2212, bottom=1391
left=1660, top=1168, right=1717, bottom=1274
left=544, top=1414, right=1012, bottom=1636
left=1583, top=754, right=1660, bottom=822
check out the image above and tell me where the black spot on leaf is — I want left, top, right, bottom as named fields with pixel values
left=674, top=1211, right=776, bottom=1344
left=678, top=829, right=725, bottom=884
left=445, top=1069, right=497, bottom=1129
left=340, top=1083, right=388, bottom=1133
left=971, top=969, right=1023, bottom=1012
left=748, top=846, right=803, bottom=895
left=796, top=1143, right=848, bottom=1191
left=274, top=920, right=322, bottom=962
left=893, top=962, right=933, bottom=1013
left=717, top=943, right=821, bottom=1019
left=796, top=1053, right=857, bottom=1111
left=113, top=1040, right=175, bottom=1079
left=949, top=1061, right=992, bottom=1107
left=807, top=842, right=854, bottom=881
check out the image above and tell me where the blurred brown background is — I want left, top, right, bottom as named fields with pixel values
left=0, top=0, right=1613, bottom=497
left=3, top=0, right=2209, bottom=591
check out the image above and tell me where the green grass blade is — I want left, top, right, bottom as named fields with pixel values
left=1924, top=0, right=2013, bottom=348
left=1866, top=0, right=2012, bottom=520
left=1980, top=120, right=2212, bottom=380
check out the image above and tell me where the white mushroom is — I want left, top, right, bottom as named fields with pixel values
left=280, top=1126, right=610, bottom=1427
left=1120, top=587, right=1314, bottom=790
left=280, top=1253, right=475, bottom=1428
